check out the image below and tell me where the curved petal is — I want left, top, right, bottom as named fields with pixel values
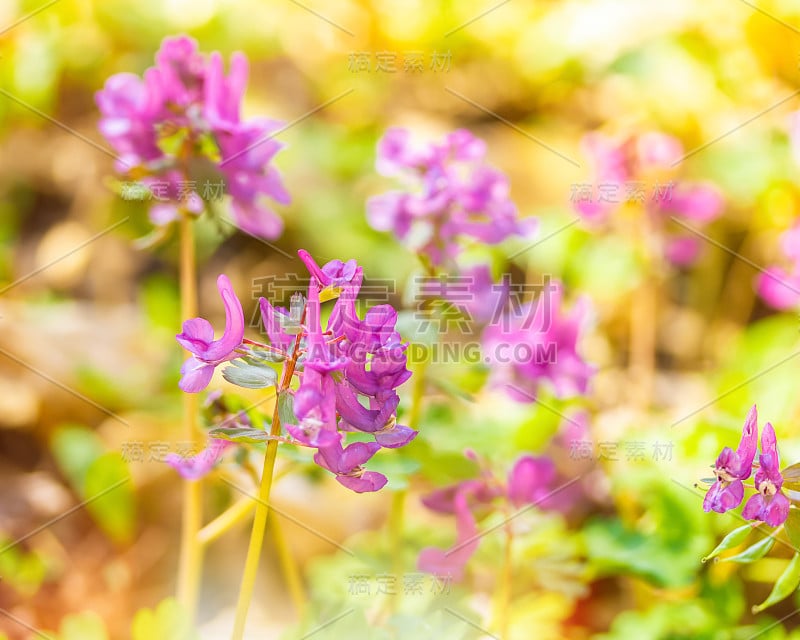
left=336, top=471, right=387, bottom=493
left=203, top=274, right=246, bottom=362
left=179, top=357, right=215, bottom=393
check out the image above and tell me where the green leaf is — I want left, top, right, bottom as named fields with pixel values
left=221, top=361, right=278, bottom=389
left=786, top=508, right=800, bottom=551
left=752, top=552, right=800, bottom=613
left=208, top=427, right=273, bottom=444
left=719, top=534, right=775, bottom=563
left=83, top=453, right=135, bottom=544
left=702, top=524, right=753, bottom=563
left=782, top=463, right=800, bottom=491
left=246, top=348, right=286, bottom=364
left=131, top=598, right=198, bottom=640
left=50, top=424, right=104, bottom=490
left=60, top=612, right=108, bottom=640
left=277, top=390, right=297, bottom=426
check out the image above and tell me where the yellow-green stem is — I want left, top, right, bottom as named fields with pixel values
left=231, top=329, right=302, bottom=640
left=230, top=437, right=281, bottom=640
left=270, top=509, right=306, bottom=618
left=198, top=497, right=255, bottom=547
left=197, top=466, right=298, bottom=547
left=492, top=527, right=513, bottom=638
left=629, top=213, right=657, bottom=409
left=387, top=358, right=426, bottom=608
left=177, top=214, right=203, bottom=623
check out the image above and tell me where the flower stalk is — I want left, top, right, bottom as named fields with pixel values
left=230, top=326, right=303, bottom=640
left=176, top=213, right=204, bottom=623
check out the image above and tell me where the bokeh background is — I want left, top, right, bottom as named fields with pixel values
left=3, top=0, right=800, bottom=638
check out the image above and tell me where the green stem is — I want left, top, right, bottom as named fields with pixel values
left=387, top=358, right=427, bottom=609
left=177, top=214, right=204, bottom=623
left=492, top=526, right=514, bottom=637
left=230, top=329, right=303, bottom=640
left=198, top=497, right=255, bottom=547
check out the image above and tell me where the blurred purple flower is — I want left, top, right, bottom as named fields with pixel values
left=703, top=404, right=758, bottom=514
left=176, top=274, right=245, bottom=392
left=418, top=452, right=556, bottom=580
left=97, top=35, right=289, bottom=238
left=367, top=127, right=536, bottom=265
left=165, top=438, right=233, bottom=480
left=574, top=131, right=723, bottom=266
left=482, top=279, right=594, bottom=402
left=757, top=223, right=800, bottom=310
left=742, top=423, right=790, bottom=527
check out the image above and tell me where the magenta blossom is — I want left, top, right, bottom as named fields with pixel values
left=176, top=274, right=245, bottom=392
left=574, top=131, right=723, bottom=266
left=313, top=438, right=388, bottom=493
left=367, top=128, right=536, bottom=265
left=757, top=223, right=800, bottom=310
left=171, top=250, right=414, bottom=493
left=742, top=423, right=790, bottom=527
left=703, top=405, right=759, bottom=514
left=418, top=454, right=555, bottom=580
left=482, top=279, right=594, bottom=402
left=97, top=35, right=289, bottom=238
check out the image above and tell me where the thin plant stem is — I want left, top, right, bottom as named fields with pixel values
left=198, top=497, right=255, bottom=547
left=629, top=212, right=658, bottom=409
left=231, top=327, right=304, bottom=640
left=492, top=526, right=514, bottom=638
left=177, top=214, right=204, bottom=622
left=387, top=357, right=426, bottom=610
left=270, top=510, right=306, bottom=618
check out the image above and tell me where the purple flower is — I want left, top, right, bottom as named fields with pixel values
left=418, top=480, right=493, bottom=580
left=574, top=131, right=723, bottom=266
left=418, top=452, right=557, bottom=580
left=97, top=35, right=289, bottom=239
left=482, top=279, right=594, bottom=402
left=165, top=438, right=233, bottom=480
left=313, top=438, right=387, bottom=493
left=757, top=223, right=800, bottom=310
left=742, top=423, right=790, bottom=527
left=703, top=404, right=759, bottom=514
left=507, top=455, right=556, bottom=508
left=176, top=274, right=245, bottom=392
left=285, top=277, right=344, bottom=447
left=367, top=128, right=536, bottom=265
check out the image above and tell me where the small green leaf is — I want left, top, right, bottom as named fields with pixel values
left=60, top=612, right=108, bottom=640
left=719, top=534, right=775, bottom=563
left=752, top=552, right=800, bottom=613
left=208, top=427, right=273, bottom=444
left=782, top=463, right=800, bottom=491
left=221, top=362, right=278, bottom=389
left=84, top=453, right=135, bottom=544
left=131, top=598, right=197, bottom=640
left=277, top=390, right=296, bottom=427
left=785, top=508, right=800, bottom=550
left=702, top=524, right=753, bottom=563
left=50, top=424, right=104, bottom=489
left=246, top=348, right=286, bottom=364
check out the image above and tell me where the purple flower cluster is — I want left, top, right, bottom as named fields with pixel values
left=97, top=35, right=289, bottom=238
left=703, top=405, right=790, bottom=527
left=575, top=132, right=723, bottom=266
left=367, top=128, right=537, bottom=265
left=170, top=249, right=415, bottom=493
left=418, top=452, right=556, bottom=580
left=757, top=223, right=800, bottom=310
